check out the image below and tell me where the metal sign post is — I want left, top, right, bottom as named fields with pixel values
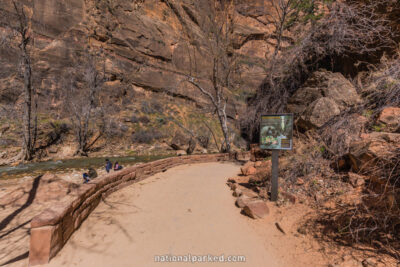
left=259, top=114, right=293, bottom=202
left=271, top=150, right=279, bottom=201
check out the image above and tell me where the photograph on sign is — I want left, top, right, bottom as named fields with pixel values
left=260, top=114, right=293, bottom=150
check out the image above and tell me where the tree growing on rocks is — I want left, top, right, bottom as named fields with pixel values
left=264, top=0, right=328, bottom=85
left=0, top=1, right=38, bottom=161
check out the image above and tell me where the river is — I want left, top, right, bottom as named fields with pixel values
left=0, top=155, right=170, bottom=180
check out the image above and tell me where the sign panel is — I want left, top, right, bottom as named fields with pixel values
left=260, top=114, right=293, bottom=150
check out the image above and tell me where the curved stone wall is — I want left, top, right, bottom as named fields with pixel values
left=29, top=153, right=236, bottom=265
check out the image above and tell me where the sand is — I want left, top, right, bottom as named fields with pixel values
left=1, top=162, right=334, bottom=267
left=45, top=162, right=283, bottom=267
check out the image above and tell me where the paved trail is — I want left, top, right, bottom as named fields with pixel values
left=47, top=162, right=282, bottom=267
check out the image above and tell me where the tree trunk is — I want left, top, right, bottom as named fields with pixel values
left=217, top=109, right=231, bottom=152
left=21, top=40, right=33, bottom=161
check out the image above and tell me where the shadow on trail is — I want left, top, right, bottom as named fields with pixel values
left=0, top=251, right=29, bottom=266
left=0, top=175, right=42, bottom=232
left=0, top=219, right=30, bottom=239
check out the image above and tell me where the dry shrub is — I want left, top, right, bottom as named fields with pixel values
left=131, top=129, right=165, bottom=144
left=309, top=56, right=400, bottom=258
left=311, top=148, right=400, bottom=258
left=242, top=0, right=397, bottom=141
left=281, top=135, right=333, bottom=182
left=362, top=53, right=400, bottom=114
left=319, top=111, right=367, bottom=159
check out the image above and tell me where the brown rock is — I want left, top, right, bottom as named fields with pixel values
left=233, top=188, right=242, bottom=197
left=299, top=97, right=341, bottom=129
left=289, top=70, right=360, bottom=114
left=378, top=107, right=400, bottom=132
left=288, top=70, right=361, bottom=130
left=240, top=162, right=256, bottom=176
left=246, top=166, right=257, bottom=176
left=170, top=131, right=190, bottom=150
left=29, top=225, right=55, bottom=265
left=241, top=189, right=259, bottom=198
left=242, top=200, right=269, bottom=219
left=348, top=132, right=400, bottom=172
left=235, top=195, right=252, bottom=208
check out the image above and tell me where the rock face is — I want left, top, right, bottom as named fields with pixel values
left=0, top=0, right=275, bottom=122
left=288, top=70, right=361, bottom=130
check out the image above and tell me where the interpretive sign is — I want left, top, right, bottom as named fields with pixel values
left=260, top=114, right=293, bottom=150
left=259, top=114, right=293, bottom=201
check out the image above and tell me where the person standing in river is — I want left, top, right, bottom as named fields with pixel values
left=105, top=159, right=112, bottom=173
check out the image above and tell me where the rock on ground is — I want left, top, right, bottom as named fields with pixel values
left=242, top=200, right=269, bottom=219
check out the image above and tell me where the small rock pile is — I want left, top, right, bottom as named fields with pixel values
left=226, top=160, right=272, bottom=219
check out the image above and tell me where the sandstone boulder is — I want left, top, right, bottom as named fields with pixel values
left=298, top=97, right=341, bottom=129
left=241, top=162, right=256, bottom=176
left=241, top=189, right=259, bottom=198
left=348, top=132, right=400, bottom=172
left=242, top=200, right=269, bottom=219
left=288, top=70, right=361, bottom=130
left=378, top=107, right=400, bottom=132
left=236, top=195, right=252, bottom=208
left=171, top=131, right=190, bottom=151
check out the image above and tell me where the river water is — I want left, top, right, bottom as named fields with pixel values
left=0, top=155, right=169, bottom=180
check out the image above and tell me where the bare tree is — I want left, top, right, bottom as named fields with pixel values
left=183, top=0, right=237, bottom=153
left=264, top=0, right=328, bottom=84
left=65, top=49, right=106, bottom=156
left=1, top=1, right=38, bottom=161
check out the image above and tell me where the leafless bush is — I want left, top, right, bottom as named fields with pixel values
left=362, top=53, right=400, bottom=114
left=281, top=135, right=332, bottom=182
left=319, top=111, right=366, bottom=158
left=313, top=149, right=400, bottom=258
left=131, top=129, right=164, bottom=144
left=64, top=48, right=106, bottom=156
left=104, top=121, right=126, bottom=138
left=141, top=100, right=164, bottom=114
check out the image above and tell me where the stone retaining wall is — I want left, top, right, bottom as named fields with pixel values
left=29, top=153, right=234, bottom=265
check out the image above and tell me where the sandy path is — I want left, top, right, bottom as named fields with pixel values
left=46, top=162, right=282, bottom=267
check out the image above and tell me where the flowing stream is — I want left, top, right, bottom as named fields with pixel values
left=0, top=155, right=169, bottom=180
